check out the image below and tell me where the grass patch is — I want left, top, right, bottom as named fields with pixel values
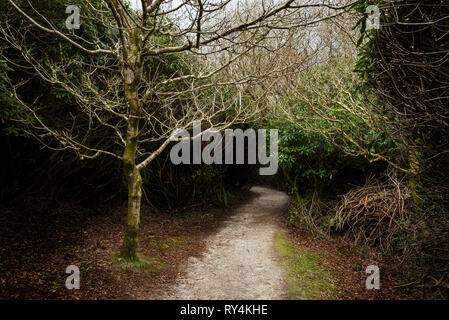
left=274, top=231, right=338, bottom=299
left=112, top=253, right=166, bottom=275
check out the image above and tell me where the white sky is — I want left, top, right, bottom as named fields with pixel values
left=126, top=0, right=184, bottom=11
left=127, top=0, right=142, bottom=10
left=127, top=0, right=242, bottom=12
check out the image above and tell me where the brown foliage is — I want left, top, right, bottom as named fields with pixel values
left=335, top=171, right=413, bottom=255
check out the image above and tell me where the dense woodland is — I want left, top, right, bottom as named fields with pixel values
left=0, top=0, right=448, bottom=299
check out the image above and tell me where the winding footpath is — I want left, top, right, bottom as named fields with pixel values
left=158, top=186, right=291, bottom=300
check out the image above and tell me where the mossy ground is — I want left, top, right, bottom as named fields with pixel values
left=112, top=253, right=166, bottom=275
left=112, top=235, right=195, bottom=275
left=274, top=231, right=338, bottom=299
left=148, top=235, right=194, bottom=250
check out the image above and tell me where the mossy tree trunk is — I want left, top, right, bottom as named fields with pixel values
left=119, top=126, right=142, bottom=261
left=119, top=30, right=144, bottom=261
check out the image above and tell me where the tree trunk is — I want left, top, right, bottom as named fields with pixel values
left=119, top=65, right=142, bottom=261
left=119, top=100, right=142, bottom=260
left=119, top=162, right=142, bottom=261
left=119, top=31, right=144, bottom=261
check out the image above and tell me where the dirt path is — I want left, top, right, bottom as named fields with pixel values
left=157, top=186, right=291, bottom=300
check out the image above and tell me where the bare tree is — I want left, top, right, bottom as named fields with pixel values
left=261, top=10, right=412, bottom=172
left=1, top=0, right=354, bottom=261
